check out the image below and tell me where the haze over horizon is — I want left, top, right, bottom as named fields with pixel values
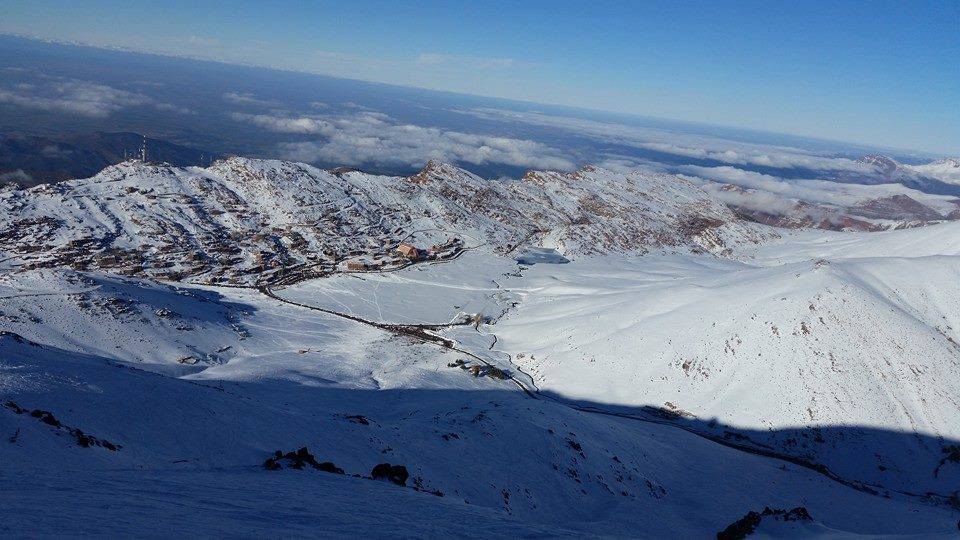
left=1, top=0, right=957, bottom=155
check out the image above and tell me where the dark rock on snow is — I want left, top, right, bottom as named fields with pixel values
left=717, top=506, right=813, bottom=540
left=371, top=463, right=409, bottom=486
left=264, top=447, right=344, bottom=474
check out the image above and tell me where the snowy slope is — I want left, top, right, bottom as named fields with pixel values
left=494, top=224, right=960, bottom=495
left=2, top=330, right=958, bottom=537
left=272, top=250, right=519, bottom=325
left=748, top=220, right=960, bottom=263
left=4, top=158, right=960, bottom=535
left=0, top=269, right=251, bottom=370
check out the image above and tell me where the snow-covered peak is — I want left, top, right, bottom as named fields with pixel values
left=934, top=157, right=960, bottom=168
left=0, top=158, right=774, bottom=285
left=910, top=156, right=960, bottom=186
left=858, top=154, right=902, bottom=173
left=852, top=154, right=923, bottom=185
left=406, top=159, right=487, bottom=187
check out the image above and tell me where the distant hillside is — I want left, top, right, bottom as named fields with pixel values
left=0, top=132, right=218, bottom=186
left=0, top=157, right=770, bottom=286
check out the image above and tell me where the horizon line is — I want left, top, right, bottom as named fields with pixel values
left=0, top=31, right=950, bottom=159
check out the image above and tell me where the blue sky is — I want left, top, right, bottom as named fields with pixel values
left=1, top=0, right=958, bottom=154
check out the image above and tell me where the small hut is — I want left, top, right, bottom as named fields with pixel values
left=396, top=243, right=420, bottom=261
left=345, top=260, right=367, bottom=271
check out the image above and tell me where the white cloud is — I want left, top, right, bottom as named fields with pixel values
left=229, top=109, right=575, bottom=171
left=0, top=76, right=196, bottom=118
left=0, top=80, right=148, bottom=117
left=699, top=182, right=804, bottom=216
left=678, top=165, right=860, bottom=206
left=638, top=141, right=873, bottom=173
left=0, top=169, right=32, bottom=184
left=679, top=163, right=957, bottom=220
left=455, top=107, right=878, bottom=175
left=596, top=155, right=664, bottom=174
left=154, top=102, right=195, bottom=115
left=909, top=159, right=960, bottom=186
left=229, top=112, right=331, bottom=134
left=222, top=91, right=275, bottom=106
left=40, top=145, right=73, bottom=159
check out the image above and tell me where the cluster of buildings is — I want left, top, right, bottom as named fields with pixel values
left=342, top=237, right=464, bottom=272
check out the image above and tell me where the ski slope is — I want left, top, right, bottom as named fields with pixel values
left=494, top=221, right=960, bottom=496
left=2, top=329, right=957, bottom=537
left=272, top=250, right=518, bottom=325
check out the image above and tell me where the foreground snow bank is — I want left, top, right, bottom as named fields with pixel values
left=2, top=331, right=957, bottom=536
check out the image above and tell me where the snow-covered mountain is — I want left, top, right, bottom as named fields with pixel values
left=0, top=158, right=771, bottom=285
left=834, top=154, right=960, bottom=197
left=3, top=158, right=960, bottom=536
left=911, top=157, right=960, bottom=186
left=693, top=164, right=960, bottom=233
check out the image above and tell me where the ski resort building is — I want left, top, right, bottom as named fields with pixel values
left=396, top=243, right=420, bottom=260
left=345, top=260, right=367, bottom=271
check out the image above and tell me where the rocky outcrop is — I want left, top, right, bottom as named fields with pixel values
left=371, top=463, right=409, bottom=486
left=717, top=506, right=813, bottom=539
left=263, top=447, right=344, bottom=473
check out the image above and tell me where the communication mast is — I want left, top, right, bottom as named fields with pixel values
left=139, top=135, right=148, bottom=163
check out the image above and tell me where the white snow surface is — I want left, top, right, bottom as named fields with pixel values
left=3, top=158, right=960, bottom=536
left=494, top=222, right=960, bottom=495
left=273, top=250, right=518, bottom=325
left=2, top=326, right=957, bottom=537
left=910, top=158, right=960, bottom=185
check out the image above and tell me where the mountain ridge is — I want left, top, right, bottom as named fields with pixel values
left=0, top=157, right=772, bottom=286
left=0, top=132, right=218, bottom=187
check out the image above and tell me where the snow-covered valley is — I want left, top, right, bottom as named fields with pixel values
left=3, top=158, right=960, bottom=536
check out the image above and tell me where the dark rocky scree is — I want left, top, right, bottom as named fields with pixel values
left=263, top=448, right=433, bottom=495
left=446, top=359, right=508, bottom=380
left=716, top=506, right=813, bottom=539
left=371, top=463, right=410, bottom=486
left=934, top=444, right=960, bottom=477
left=3, top=400, right=120, bottom=451
left=263, top=447, right=344, bottom=473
